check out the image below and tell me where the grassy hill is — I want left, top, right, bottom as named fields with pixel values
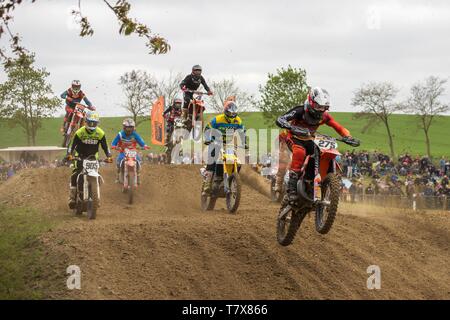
left=0, top=112, right=449, bottom=158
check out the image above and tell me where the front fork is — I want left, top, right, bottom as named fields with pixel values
left=83, top=175, right=101, bottom=201
left=313, top=146, right=322, bottom=202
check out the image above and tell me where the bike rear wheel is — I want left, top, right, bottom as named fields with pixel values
left=201, top=194, right=217, bottom=211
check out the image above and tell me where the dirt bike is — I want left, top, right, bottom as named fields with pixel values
left=62, top=103, right=94, bottom=148
left=201, top=142, right=243, bottom=213
left=72, top=155, right=107, bottom=220
left=277, top=133, right=360, bottom=246
left=184, top=90, right=208, bottom=141
left=165, top=117, right=186, bottom=164
left=118, top=147, right=141, bottom=205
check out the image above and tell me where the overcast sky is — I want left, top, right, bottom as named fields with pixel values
left=2, top=0, right=450, bottom=116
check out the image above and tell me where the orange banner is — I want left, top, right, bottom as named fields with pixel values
left=151, top=96, right=165, bottom=146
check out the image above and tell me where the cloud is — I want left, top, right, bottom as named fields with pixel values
left=2, top=0, right=449, bottom=116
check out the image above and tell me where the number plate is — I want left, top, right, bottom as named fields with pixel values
left=126, top=150, right=137, bottom=158
left=83, top=160, right=99, bottom=172
left=314, top=137, right=338, bottom=150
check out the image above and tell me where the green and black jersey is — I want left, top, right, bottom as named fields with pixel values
left=67, top=127, right=111, bottom=158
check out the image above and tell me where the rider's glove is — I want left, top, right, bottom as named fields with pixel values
left=144, top=145, right=150, bottom=150
left=66, top=97, right=73, bottom=103
left=342, top=136, right=360, bottom=147
left=88, top=105, right=96, bottom=111
left=181, top=86, right=187, bottom=92
left=204, top=140, right=212, bottom=146
left=291, top=126, right=310, bottom=137
left=66, top=154, right=74, bottom=162
left=111, top=145, right=117, bottom=150
left=207, top=91, right=213, bottom=96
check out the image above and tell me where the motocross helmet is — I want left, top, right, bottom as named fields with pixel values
left=224, top=101, right=238, bottom=122
left=71, top=80, right=81, bottom=95
left=192, top=65, right=202, bottom=78
left=304, top=87, right=330, bottom=125
left=85, top=110, right=99, bottom=132
left=122, top=118, right=135, bottom=135
left=173, top=98, right=183, bottom=110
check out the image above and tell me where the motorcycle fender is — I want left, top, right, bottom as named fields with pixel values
left=87, top=171, right=100, bottom=177
left=96, top=176, right=101, bottom=201
left=223, top=163, right=234, bottom=175
left=83, top=176, right=89, bottom=202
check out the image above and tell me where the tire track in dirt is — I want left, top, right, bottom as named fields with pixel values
left=0, top=165, right=448, bottom=299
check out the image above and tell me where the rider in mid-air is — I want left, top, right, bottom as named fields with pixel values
left=66, top=111, right=112, bottom=208
left=179, top=65, right=213, bottom=123
left=275, top=87, right=359, bottom=202
left=111, top=118, right=149, bottom=184
left=60, top=80, right=94, bottom=135
left=202, top=98, right=246, bottom=195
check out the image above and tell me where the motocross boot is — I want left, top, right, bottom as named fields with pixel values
left=68, top=187, right=77, bottom=209
left=286, top=171, right=299, bottom=203
left=201, top=170, right=213, bottom=196
left=273, top=173, right=284, bottom=193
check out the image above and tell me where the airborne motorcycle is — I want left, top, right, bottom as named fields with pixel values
left=184, top=90, right=208, bottom=141
left=277, top=133, right=360, bottom=246
left=62, top=103, right=95, bottom=147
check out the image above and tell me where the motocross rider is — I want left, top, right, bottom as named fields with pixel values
left=202, top=99, right=246, bottom=195
left=179, top=65, right=213, bottom=122
left=275, top=87, right=360, bottom=202
left=111, top=118, right=149, bottom=184
left=66, top=111, right=113, bottom=209
left=163, top=98, right=183, bottom=145
left=60, top=80, right=94, bottom=135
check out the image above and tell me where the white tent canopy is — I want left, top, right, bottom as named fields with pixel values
left=0, top=146, right=66, bottom=163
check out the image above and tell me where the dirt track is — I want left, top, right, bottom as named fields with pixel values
left=1, top=165, right=449, bottom=299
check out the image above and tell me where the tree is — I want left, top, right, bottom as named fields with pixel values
left=258, top=65, right=309, bottom=123
left=0, top=0, right=170, bottom=66
left=147, top=72, right=183, bottom=107
left=407, top=76, right=449, bottom=158
left=352, top=82, right=403, bottom=158
left=208, top=78, right=257, bottom=113
left=0, top=53, right=60, bottom=145
left=119, top=70, right=154, bottom=126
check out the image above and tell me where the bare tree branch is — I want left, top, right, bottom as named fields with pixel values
left=407, top=76, right=449, bottom=157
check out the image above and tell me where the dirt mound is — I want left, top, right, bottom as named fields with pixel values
left=1, top=165, right=449, bottom=299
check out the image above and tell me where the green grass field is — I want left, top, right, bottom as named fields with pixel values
left=0, top=112, right=449, bottom=158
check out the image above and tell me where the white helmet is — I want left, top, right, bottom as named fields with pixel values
left=305, top=87, right=330, bottom=122
left=123, top=118, right=135, bottom=135
left=85, top=110, right=100, bottom=131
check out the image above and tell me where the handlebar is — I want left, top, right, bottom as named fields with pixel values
left=71, top=156, right=110, bottom=163
left=184, top=89, right=209, bottom=95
